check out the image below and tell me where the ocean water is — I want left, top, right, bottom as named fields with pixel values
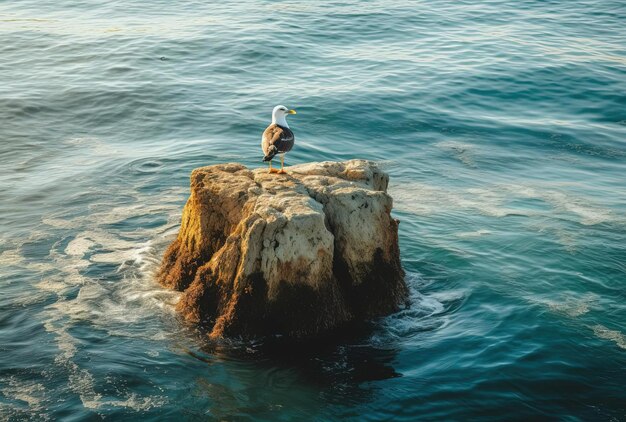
left=1, top=0, right=625, bottom=420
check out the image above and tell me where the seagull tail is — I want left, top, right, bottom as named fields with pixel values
left=263, top=146, right=278, bottom=162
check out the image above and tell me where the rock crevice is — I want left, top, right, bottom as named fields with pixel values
left=158, top=160, right=407, bottom=338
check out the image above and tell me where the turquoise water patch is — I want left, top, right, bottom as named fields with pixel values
left=1, top=0, right=625, bottom=420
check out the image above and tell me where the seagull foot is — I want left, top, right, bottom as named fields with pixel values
left=268, top=168, right=279, bottom=174
left=278, top=170, right=287, bottom=175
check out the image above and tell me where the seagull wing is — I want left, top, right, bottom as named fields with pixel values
left=262, top=124, right=293, bottom=161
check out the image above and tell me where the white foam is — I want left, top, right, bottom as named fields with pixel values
left=42, top=217, right=81, bottom=229
left=20, top=187, right=187, bottom=413
left=65, top=236, right=95, bottom=257
left=0, top=249, right=23, bottom=266
left=391, top=180, right=623, bottom=229
left=374, top=273, right=454, bottom=342
left=0, top=376, right=46, bottom=410
left=533, top=293, right=598, bottom=318
left=455, top=229, right=492, bottom=238
left=531, top=295, right=626, bottom=351
left=34, top=279, right=70, bottom=294
left=391, top=182, right=528, bottom=218
left=592, top=325, right=626, bottom=350
left=97, top=393, right=167, bottom=412
left=547, top=299, right=592, bottom=318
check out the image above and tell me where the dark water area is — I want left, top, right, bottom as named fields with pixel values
left=1, top=0, right=625, bottom=420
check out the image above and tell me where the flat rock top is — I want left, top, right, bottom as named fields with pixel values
left=191, top=159, right=389, bottom=193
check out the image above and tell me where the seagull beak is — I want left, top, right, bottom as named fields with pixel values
left=288, top=109, right=297, bottom=115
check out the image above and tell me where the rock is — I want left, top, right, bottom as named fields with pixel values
left=158, top=160, right=407, bottom=338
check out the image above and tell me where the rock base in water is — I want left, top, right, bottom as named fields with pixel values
left=158, top=160, right=407, bottom=338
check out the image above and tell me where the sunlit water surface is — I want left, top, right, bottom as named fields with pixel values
left=1, top=0, right=625, bottom=420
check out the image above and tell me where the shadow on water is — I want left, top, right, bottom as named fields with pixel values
left=198, top=320, right=402, bottom=383
left=181, top=320, right=403, bottom=416
left=160, top=272, right=451, bottom=419
left=135, top=316, right=411, bottom=420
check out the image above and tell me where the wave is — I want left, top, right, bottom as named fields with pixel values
left=0, top=184, right=188, bottom=417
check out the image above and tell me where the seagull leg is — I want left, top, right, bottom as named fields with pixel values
left=278, top=154, right=287, bottom=174
left=268, top=160, right=278, bottom=174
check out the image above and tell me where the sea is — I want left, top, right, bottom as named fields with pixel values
left=1, top=0, right=625, bottom=420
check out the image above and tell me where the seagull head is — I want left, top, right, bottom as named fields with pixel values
left=272, top=105, right=296, bottom=127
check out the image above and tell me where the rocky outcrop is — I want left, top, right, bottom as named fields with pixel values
left=158, top=160, right=407, bottom=338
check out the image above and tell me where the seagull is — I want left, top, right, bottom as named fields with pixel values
left=262, top=105, right=297, bottom=174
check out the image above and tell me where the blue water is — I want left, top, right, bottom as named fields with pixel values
left=1, top=0, right=625, bottom=420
